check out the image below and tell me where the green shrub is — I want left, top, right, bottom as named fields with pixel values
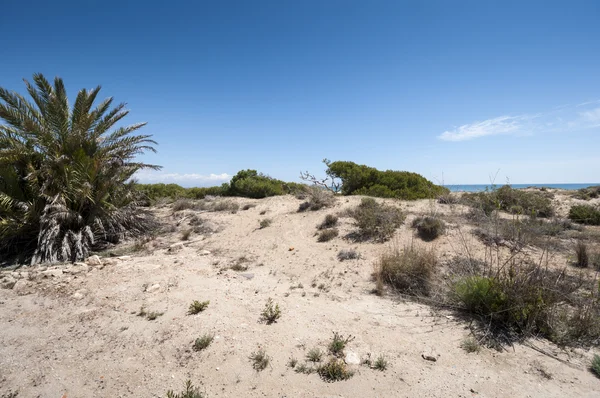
left=373, top=355, right=388, bottom=371
left=569, top=204, right=600, bottom=225
left=412, top=216, right=446, bottom=241
left=306, top=348, right=323, bottom=363
left=377, top=245, right=436, bottom=296
left=317, top=228, right=339, bottom=242
left=324, top=160, right=448, bottom=200
left=350, top=198, right=405, bottom=242
left=462, top=185, right=554, bottom=218
left=337, top=249, right=359, bottom=261
left=0, top=74, right=158, bottom=263
left=460, top=337, right=481, bottom=353
left=226, top=169, right=286, bottom=198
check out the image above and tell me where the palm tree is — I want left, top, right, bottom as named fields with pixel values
left=0, top=73, right=160, bottom=264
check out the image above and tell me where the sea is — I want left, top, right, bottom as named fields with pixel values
left=446, top=183, right=599, bottom=193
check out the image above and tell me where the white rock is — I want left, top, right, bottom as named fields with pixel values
left=12, top=279, right=31, bottom=295
left=72, top=292, right=84, bottom=300
left=344, top=351, right=360, bottom=365
left=87, top=255, right=103, bottom=266
left=0, top=275, right=17, bottom=289
left=41, top=269, right=63, bottom=278
left=168, top=242, right=184, bottom=252
left=146, top=283, right=161, bottom=293
left=70, top=264, right=89, bottom=274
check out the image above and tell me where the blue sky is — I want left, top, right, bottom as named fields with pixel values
left=2, top=1, right=599, bottom=185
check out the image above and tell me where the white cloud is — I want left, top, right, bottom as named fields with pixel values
left=580, top=107, right=600, bottom=125
left=134, top=170, right=231, bottom=186
left=439, top=101, right=600, bottom=142
left=438, top=115, right=528, bottom=142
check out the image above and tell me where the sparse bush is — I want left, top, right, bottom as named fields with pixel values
left=172, top=199, right=196, bottom=212
left=572, top=186, right=600, bottom=200
left=249, top=348, right=270, bottom=371
left=373, top=355, right=388, bottom=371
left=376, top=245, right=436, bottom=297
left=306, top=348, right=323, bottom=363
left=350, top=198, right=405, bottom=242
left=259, top=218, right=272, bottom=229
left=166, top=380, right=206, bottom=398
left=328, top=332, right=354, bottom=357
left=260, top=298, right=281, bottom=324
left=438, top=193, right=459, bottom=204
left=298, top=201, right=311, bottom=212
left=412, top=216, right=446, bottom=241
left=337, top=249, right=359, bottom=261
left=211, top=200, right=239, bottom=213
left=137, top=306, right=163, bottom=321
left=317, top=358, right=354, bottom=382
left=193, top=334, right=214, bottom=351
left=462, top=185, right=554, bottom=218
left=317, top=228, right=339, bottom=242
left=461, top=337, right=481, bottom=353
left=287, top=357, right=298, bottom=368
left=188, top=300, right=210, bottom=315
left=318, top=214, right=338, bottom=230
left=569, top=204, right=600, bottom=225
left=295, top=363, right=316, bottom=374
left=230, top=256, right=249, bottom=271
left=592, top=354, right=600, bottom=378
left=575, top=241, right=589, bottom=268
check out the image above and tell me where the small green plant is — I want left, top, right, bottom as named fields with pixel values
left=591, top=354, right=600, bottom=378
left=188, top=300, right=210, bottom=315
left=166, top=380, right=206, bottom=398
left=328, top=332, right=355, bottom=357
left=259, top=218, right=272, bottom=229
left=412, top=216, right=446, bottom=241
left=575, top=241, right=589, bottom=268
left=317, top=228, right=339, bottom=242
left=460, top=337, right=481, bottom=353
left=249, top=348, right=270, bottom=371
left=318, top=214, right=339, bottom=230
left=306, top=348, right=323, bottom=363
left=193, top=334, right=214, bottom=351
left=373, top=355, right=388, bottom=371
left=260, top=298, right=281, bottom=324
left=317, top=358, right=354, bottom=382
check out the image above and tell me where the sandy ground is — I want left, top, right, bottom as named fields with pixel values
left=1, top=192, right=599, bottom=397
